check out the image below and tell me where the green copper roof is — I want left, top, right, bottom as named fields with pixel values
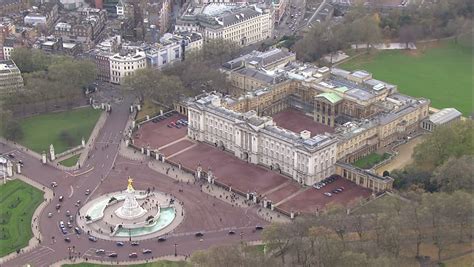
left=335, top=86, right=349, bottom=93
left=317, top=92, right=343, bottom=104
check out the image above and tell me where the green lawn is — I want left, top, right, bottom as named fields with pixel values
left=17, top=108, right=101, bottom=154
left=340, top=39, right=473, bottom=116
left=353, top=153, right=391, bottom=169
left=62, top=260, right=189, bottom=267
left=59, top=154, right=80, bottom=167
left=0, top=179, right=44, bottom=257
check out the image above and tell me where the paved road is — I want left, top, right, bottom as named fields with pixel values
left=1, top=91, right=266, bottom=266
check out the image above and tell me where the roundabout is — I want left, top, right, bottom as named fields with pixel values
left=78, top=177, right=183, bottom=241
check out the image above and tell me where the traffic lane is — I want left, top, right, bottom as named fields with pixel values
left=72, top=227, right=263, bottom=262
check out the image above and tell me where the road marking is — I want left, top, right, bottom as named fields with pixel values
left=39, top=245, right=55, bottom=252
left=69, top=185, right=74, bottom=198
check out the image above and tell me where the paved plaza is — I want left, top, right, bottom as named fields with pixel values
left=272, top=108, right=334, bottom=136
left=133, top=114, right=187, bottom=149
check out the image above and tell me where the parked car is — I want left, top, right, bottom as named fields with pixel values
left=59, top=221, right=65, bottom=228
left=142, top=249, right=152, bottom=254
left=157, top=237, right=167, bottom=242
left=96, top=249, right=105, bottom=255
left=108, top=253, right=118, bottom=258
left=129, top=253, right=138, bottom=258
left=131, top=241, right=140, bottom=246
left=116, top=241, right=124, bottom=246
left=67, top=221, right=73, bottom=228
left=324, top=192, right=332, bottom=197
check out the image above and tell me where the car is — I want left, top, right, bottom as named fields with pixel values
left=142, top=249, right=152, bottom=254
left=157, top=237, right=167, bottom=242
left=67, top=222, right=73, bottom=228
left=61, top=228, right=68, bottom=235
left=170, top=122, right=176, bottom=126
left=324, top=192, right=332, bottom=197
left=129, top=253, right=138, bottom=258
left=51, top=182, right=58, bottom=188
left=116, top=241, right=125, bottom=246
left=255, top=225, right=264, bottom=230
left=7, top=154, right=14, bottom=159
left=75, top=200, right=81, bottom=207
left=66, top=210, right=70, bottom=216
left=228, top=230, right=236, bottom=235
left=48, top=212, right=53, bottom=218
left=195, top=232, right=204, bottom=237
left=85, top=189, right=90, bottom=195
left=176, top=125, right=182, bottom=129
left=332, top=190, right=339, bottom=194
left=88, top=236, right=97, bottom=242
left=59, top=196, right=64, bottom=202
left=74, top=227, right=81, bottom=234
left=108, top=253, right=118, bottom=258
left=152, top=119, right=158, bottom=123
left=96, top=249, right=105, bottom=255
left=131, top=241, right=140, bottom=246
left=167, top=124, right=173, bottom=128
left=314, top=185, right=322, bottom=190
left=59, top=221, right=65, bottom=228
left=56, top=204, right=61, bottom=210
left=64, top=237, right=71, bottom=242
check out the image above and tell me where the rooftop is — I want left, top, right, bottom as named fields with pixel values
left=429, top=108, right=462, bottom=125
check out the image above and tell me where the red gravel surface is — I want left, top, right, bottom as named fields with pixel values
left=272, top=108, right=334, bottom=136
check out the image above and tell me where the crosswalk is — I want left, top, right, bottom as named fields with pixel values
left=9, top=245, right=55, bottom=267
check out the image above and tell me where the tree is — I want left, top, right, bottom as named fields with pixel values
left=2, top=119, right=23, bottom=141
left=151, top=75, right=185, bottom=107
left=10, top=48, right=50, bottom=73
left=431, top=155, right=474, bottom=193
left=415, top=121, right=474, bottom=170
left=398, top=25, right=421, bottom=48
left=262, top=223, right=292, bottom=264
left=122, top=68, right=157, bottom=101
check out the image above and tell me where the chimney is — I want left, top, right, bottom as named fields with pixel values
left=300, top=130, right=311, bottom=140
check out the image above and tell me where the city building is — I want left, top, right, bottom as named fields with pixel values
left=271, top=0, right=288, bottom=24
left=0, top=0, right=28, bottom=16
left=176, top=3, right=272, bottom=46
left=186, top=93, right=339, bottom=185
left=0, top=60, right=24, bottom=96
left=421, top=108, right=462, bottom=132
left=60, top=0, right=85, bottom=10
left=23, top=2, right=59, bottom=30
left=53, top=8, right=107, bottom=49
left=109, top=50, right=146, bottom=84
left=145, top=0, right=172, bottom=34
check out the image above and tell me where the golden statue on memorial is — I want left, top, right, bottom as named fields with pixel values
left=127, top=176, right=134, bottom=191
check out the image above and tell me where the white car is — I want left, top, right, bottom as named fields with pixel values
left=324, top=192, right=332, bottom=197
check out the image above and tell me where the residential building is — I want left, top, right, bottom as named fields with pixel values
left=60, top=0, right=85, bottom=10
left=271, top=0, right=288, bottom=24
left=145, top=0, right=172, bottom=33
left=0, top=60, right=23, bottom=96
left=109, top=50, right=146, bottom=84
left=176, top=3, right=273, bottom=46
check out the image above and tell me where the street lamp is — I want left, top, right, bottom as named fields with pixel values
left=129, top=228, right=131, bottom=242
left=174, top=243, right=177, bottom=257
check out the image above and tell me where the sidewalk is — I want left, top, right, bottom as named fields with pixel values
left=51, top=254, right=187, bottom=267
left=0, top=174, right=53, bottom=265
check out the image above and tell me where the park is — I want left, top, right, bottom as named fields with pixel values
left=340, top=38, right=473, bottom=116
left=0, top=179, right=43, bottom=257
